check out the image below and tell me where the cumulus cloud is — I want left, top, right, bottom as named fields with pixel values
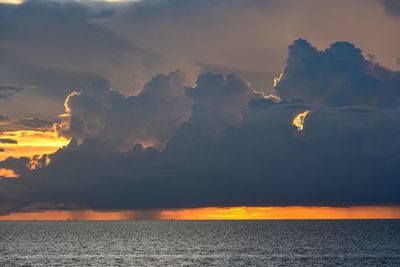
left=2, top=0, right=400, bottom=121
left=2, top=102, right=400, bottom=212
left=186, top=73, right=263, bottom=136
left=56, top=70, right=264, bottom=150
left=2, top=39, right=400, bottom=213
left=275, top=39, right=400, bottom=107
left=57, top=70, right=192, bottom=150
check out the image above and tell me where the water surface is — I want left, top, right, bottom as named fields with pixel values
left=1, top=220, right=399, bottom=266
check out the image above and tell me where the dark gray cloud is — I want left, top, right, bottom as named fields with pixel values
left=2, top=101, right=400, bottom=212
left=2, top=42, right=400, bottom=213
left=18, top=117, right=54, bottom=129
left=275, top=39, right=400, bottom=107
left=0, top=86, right=23, bottom=91
left=0, top=85, right=24, bottom=100
left=2, top=0, right=400, bottom=121
left=0, top=0, right=400, bottom=213
left=0, top=138, right=17, bottom=144
left=380, top=0, right=400, bottom=16
left=0, top=0, right=162, bottom=102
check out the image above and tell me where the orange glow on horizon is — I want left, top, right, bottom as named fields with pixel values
left=1, top=206, right=400, bottom=220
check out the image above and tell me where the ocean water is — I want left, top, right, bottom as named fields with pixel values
left=1, top=220, right=400, bottom=266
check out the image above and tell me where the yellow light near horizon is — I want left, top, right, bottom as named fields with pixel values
left=0, top=0, right=24, bottom=4
left=292, top=110, right=310, bottom=131
left=1, top=206, right=400, bottom=220
left=0, top=130, right=69, bottom=148
left=0, top=130, right=70, bottom=161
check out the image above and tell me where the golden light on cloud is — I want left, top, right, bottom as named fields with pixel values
left=0, top=168, right=18, bottom=178
left=0, top=130, right=70, bottom=161
left=1, top=206, right=400, bottom=220
left=273, top=73, right=283, bottom=88
left=292, top=110, right=310, bottom=131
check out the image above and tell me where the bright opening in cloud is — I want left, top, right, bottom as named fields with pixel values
left=292, top=110, right=310, bottom=131
left=0, top=130, right=70, bottom=161
left=0, top=0, right=24, bottom=4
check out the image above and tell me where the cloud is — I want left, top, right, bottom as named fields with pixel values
left=18, top=117, right=53, bottom=129
left=0, top=85, right=24, bottom=100
left=0, top=115, right=9, bottom=122
left=0, top=0, right=164, bottom=103
left=2, top=101, right=400, bottom=212
left=0, top=138, right=17, bottom=144
left=0, top=86, right=23, bottom=91
left=56, top=70, right=264, bottom=151
left=57, top=70, right=192, bottom=150
left=275, top=39, right=400, bottom=107
left=2, top=0, right=400, bottom=121
left=2, top=46, right=400, bottom=213
left=380, top=0, right=400, bottom=17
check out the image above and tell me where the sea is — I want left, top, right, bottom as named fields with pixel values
left=1, top=220, right=400, bottom=266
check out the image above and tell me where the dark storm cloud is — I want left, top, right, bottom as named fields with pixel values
left=275, top=39, right=400, bottom=107
left=380, top=0, right=400, bottom=16
left=2, top=39, right=400, bottom=213
left=0, top=35, right=400, bottom=213
left=2, top=101, right=400, bottom=211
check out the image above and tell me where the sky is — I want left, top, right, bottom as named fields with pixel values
left=1, top=0, right=400, bottom=219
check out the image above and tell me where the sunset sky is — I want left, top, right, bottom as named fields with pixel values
left=1, top=0, right=400, bottom=220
